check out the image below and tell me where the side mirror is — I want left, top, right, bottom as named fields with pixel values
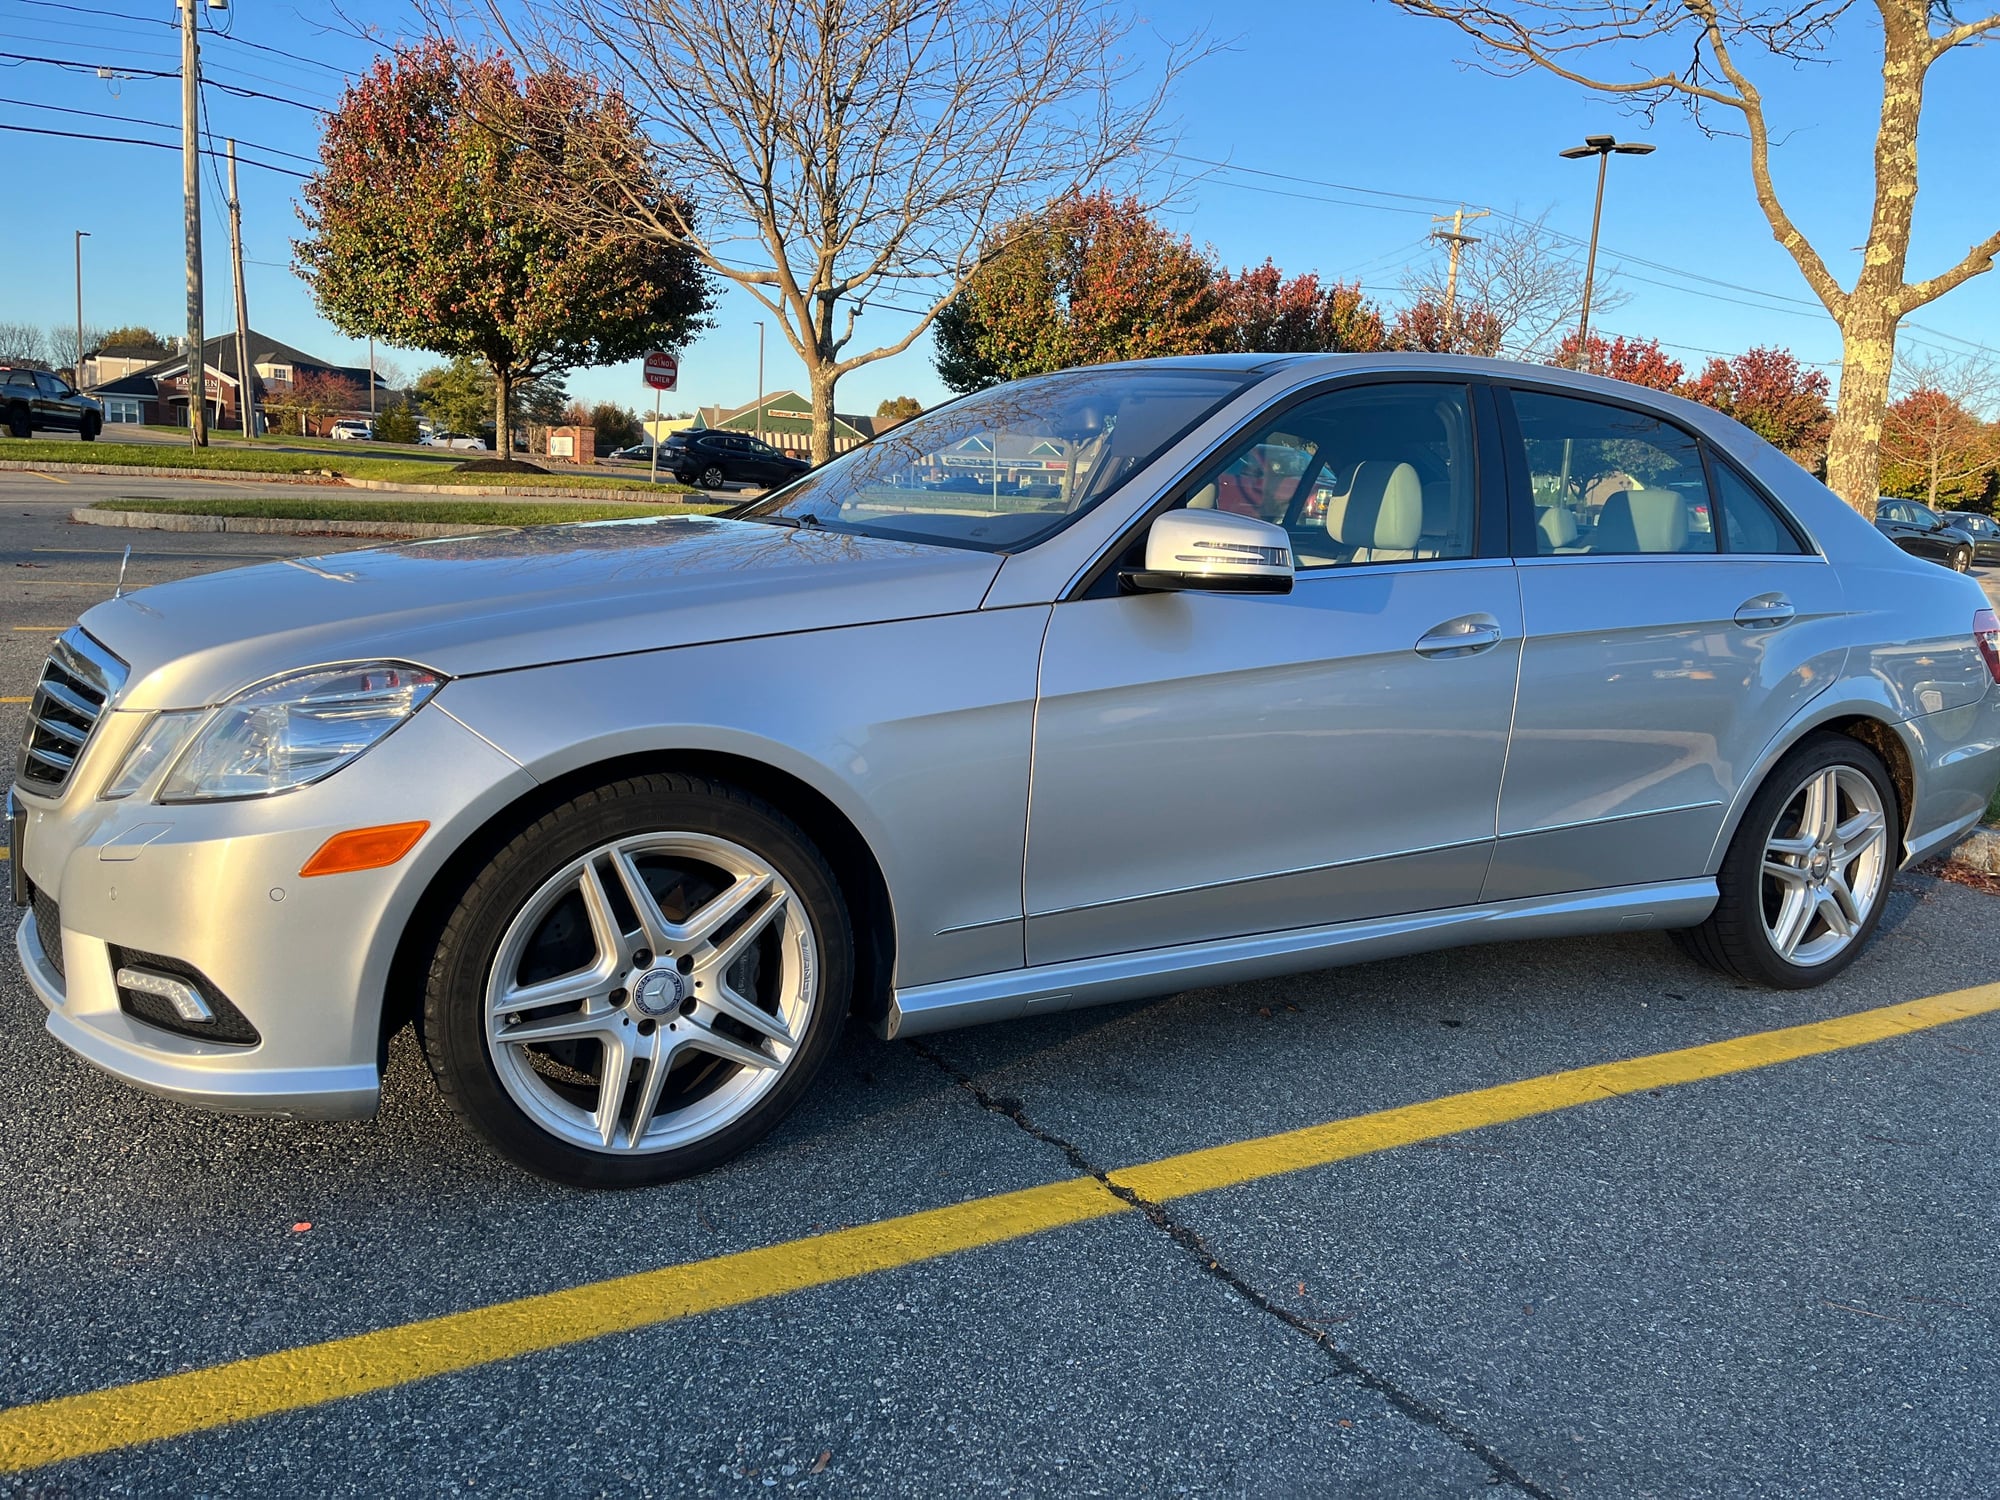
left=1121, top=509, right=1294, bottom=596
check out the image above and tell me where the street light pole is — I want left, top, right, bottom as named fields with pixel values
left=1559, top=134, right=1655, bottom=371
left=72, top=230, right=89, bottom=387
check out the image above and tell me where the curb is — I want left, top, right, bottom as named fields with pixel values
left=1942, top=826, right=2000, bottom=878
left=1, top=458, right=699, bottom=501
left=70, top=508, right=513, bottom=540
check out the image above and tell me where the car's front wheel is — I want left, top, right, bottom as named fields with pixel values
left=1673, top=733, right=1897, bottom=988
left=423, top=773, right=853, bottom=1186
left=79, top=415, right=100, bottom=442
left=1952, top=546, right=1972, bottom=572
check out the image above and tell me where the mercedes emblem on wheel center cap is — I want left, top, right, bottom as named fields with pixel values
left=632, top=965, right=689, bottom=1017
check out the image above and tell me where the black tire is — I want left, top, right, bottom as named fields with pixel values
left=79, top=415, right=100, bottom=442
left=421, top=773, right=854, bottom=1187
left=675, top=470, right=696, bottom=487
left=1671, top=732, right=1898, bottom=988
left=4, top=406, right=28, bottom=440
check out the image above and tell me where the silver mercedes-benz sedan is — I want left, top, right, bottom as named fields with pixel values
left=13, top=354, right=2000, bottom=1184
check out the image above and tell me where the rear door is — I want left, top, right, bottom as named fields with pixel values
left=1024, top=379, right=1522, bottom=965
left=1486, top=384, right=1846, bottom=902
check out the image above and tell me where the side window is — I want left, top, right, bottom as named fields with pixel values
left=1712, top=459, right=1806, bottom=554
left=1510, top=390, right=1715, bottom=555
left=1184, top=383, right=1477, bottom=569
left=34, top=372, right=66, bottom=397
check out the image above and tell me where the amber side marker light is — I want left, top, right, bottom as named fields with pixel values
left=299, top=821, right=430, bottom=878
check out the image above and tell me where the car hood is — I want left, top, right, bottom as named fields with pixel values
left=81, top=516, right=1002, bottom=710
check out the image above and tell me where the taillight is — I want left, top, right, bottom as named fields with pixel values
left=1976, top=608, right=2000, bottom=685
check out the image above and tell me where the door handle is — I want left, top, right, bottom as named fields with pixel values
left=1734, top=594, right=1795, bottom=628
left=1415, top=614, right=1504, bottom=658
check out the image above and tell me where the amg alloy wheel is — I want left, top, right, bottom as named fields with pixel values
left=424, top=774, right=851, bottom=1185
left=1673, top=734, right=1896, bottom=988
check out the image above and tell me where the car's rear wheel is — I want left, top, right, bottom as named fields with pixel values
left=700, top=464, right=727, bottom=490
left=422, top=773, right=852, bottom=1186
left=4, top=406, right=28, bottom=439
left=1672, top=733, right=1896, bottom=988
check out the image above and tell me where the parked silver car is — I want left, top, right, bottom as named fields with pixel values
left=13, top=354, right=2000, bottom=1185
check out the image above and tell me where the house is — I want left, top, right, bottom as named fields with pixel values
left=79, top=341, right=176, bottom=388
left=86, top=330, right=390, bottom=433
left=692, top=392, right=877, bottom=456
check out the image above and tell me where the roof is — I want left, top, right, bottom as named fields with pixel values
left=93, top=342, right=173, bottom=360
left=697, top=391, right=875, bottom=441
left=87, top=329, right=387, bottom=395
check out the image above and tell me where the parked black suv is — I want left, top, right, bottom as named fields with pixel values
left=1875, top=496, right=1974, bottom=572
left=662, top=428, right=811, bottom=490
left=1, top=367, right=103, bottom=440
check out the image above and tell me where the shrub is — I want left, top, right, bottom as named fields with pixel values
left=373, top=404, right=421, bottom=443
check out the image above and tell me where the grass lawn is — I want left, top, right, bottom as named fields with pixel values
left=93, top=497, right=730, bottom=526
left=2, top=437, right=694, bottom=493
left=1986, top=781, right=2000, bottom=826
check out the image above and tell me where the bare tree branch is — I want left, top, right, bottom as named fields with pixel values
left=442, top=0, right=1205, bottom=461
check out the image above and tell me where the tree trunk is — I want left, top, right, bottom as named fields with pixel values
left=493, top=366, right=513, bottom=456
left=808, top=364, right=837, bottom=467
left=1823, top=296, right=1898, bottom=519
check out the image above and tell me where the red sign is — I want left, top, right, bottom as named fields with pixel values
left=642, top=351, right=679, bottom=392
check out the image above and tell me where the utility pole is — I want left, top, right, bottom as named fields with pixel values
left=756, top=322, right=765, bottom=445
left=1429, top=206, right=1487, bottom=340
left=1559, top=134, right=1655, bottom=371
left=72, top=230, right=89, bottom=387
left=226, top=138, right=255, bottom=438
left=179, top=0, right=207, bottom=447
left=368, top=336, right=376, bottom=417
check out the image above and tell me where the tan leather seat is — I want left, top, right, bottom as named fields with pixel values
left=1327, top=461, right=1424, bottom=562
left=1536, top=504, right=1580, bottom=552
left=1594, top=487, right=1689, bottom=553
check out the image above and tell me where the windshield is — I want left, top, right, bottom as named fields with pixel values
left=738, top=366, right=1255, bottom=552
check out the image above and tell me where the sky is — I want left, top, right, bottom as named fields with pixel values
left=1, top=0, right=1995, bottom=421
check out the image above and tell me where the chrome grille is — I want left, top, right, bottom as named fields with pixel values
left=16, top=628, right=127, bottom=796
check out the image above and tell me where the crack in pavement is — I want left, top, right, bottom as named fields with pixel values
left=906, top=1038, right=1556, bottom=1499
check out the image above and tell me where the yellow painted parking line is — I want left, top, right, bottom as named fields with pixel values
left=2, top=983, right=1998, bottom=1474
left=0, top=696, right=27, bottom=703
left=28, top=471, right=69, bottom=484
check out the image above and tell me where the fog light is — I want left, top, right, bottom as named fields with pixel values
left=114, top=966, right=214, bottom=1024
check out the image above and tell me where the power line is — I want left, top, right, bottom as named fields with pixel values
left=4, top=0, right=355, bottom=77
left=0, top=94, right=318, bottom=162
left=0, top=51, right=327, bottom=111
left=0, top=120, right=306, bottom=176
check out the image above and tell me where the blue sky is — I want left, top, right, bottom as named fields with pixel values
left=1, top=0, right=1995, bottom=419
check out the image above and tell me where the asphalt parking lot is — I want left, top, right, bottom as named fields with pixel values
left=2, top=504, right=2000, bottom=1498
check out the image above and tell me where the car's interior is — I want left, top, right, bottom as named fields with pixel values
left=1512, top=390, right=1716, bottom=555
left=1183, top=383, right=1477, bottom=568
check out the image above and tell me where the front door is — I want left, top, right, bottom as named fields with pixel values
left=1024, top=381, right=1522, bottom=966
left=1486, top=385, right=1848, bottom=901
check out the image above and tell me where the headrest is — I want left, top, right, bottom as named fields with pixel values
left=1328, top=461, right=1423, bottom=552
left=1537, top=505, right=1579, bottom=550
left=1594, top=488, right=1688, bottom=554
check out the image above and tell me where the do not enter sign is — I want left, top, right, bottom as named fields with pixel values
left=642, top=351, right=679, bottom=391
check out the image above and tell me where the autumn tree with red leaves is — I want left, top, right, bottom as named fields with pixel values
left=1685, top=346, right=1834, bottom=470
left=267, top=369, right=364, bottom=437
left=1388, top=296, right=1503, bottom=356
left=1214, top=261, right=1388, bottom=354
left=933, top=193, right=1229, bottom=391
left=1548, top=332, right=1685, bottom=390
left=296, top=40, right=712, bottom=450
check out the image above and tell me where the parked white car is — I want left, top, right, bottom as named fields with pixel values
left=328, top=419, right=373, bottom=441
left=425, top=432, right=486, bottom=452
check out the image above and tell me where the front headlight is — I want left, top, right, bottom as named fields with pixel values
left=154, top=662, right=443, bottom=803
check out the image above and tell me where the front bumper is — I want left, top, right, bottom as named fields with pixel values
left=11, top=693, right=535, bottom=1120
